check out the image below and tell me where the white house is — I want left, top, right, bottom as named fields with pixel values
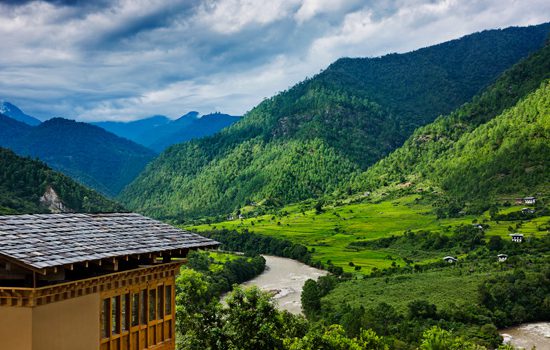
left=443, top=256, right=458, bottom=263
left=510, top=233, right=524, bottom=243
left=523, top=197, right=536, bottom=204
left=497, top=254, right=508, bottom=262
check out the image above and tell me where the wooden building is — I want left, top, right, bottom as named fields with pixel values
left=0, top=213, right=219, bottom=350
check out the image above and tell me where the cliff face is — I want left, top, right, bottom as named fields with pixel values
left=40, top=186, right=67, bottom=213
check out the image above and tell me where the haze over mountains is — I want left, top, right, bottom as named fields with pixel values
left=0, top=99, right=240, bottom=198
left=119, top=23, right=550, bottom=220
left=0, top=115, right=156, bottom=197
left=93, top=112, right=240, bottom=152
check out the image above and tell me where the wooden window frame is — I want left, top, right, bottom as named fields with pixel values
left=100, top=278, right=175, bottom=350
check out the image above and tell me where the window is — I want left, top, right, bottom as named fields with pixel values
left=122, top=293, right=130, bottom=331
left=157, top=286, right=164, bottom=319
left=140, top=290, right=147, bottom=325
left=111, top=296, right=120, bottom=335
left=165, top=285, right=172, bottom=315
left=101, top=298, right=110, bottom=338
left=149, top=289, right=156, bottom=321
left=131, top=293, right=139, bottom=327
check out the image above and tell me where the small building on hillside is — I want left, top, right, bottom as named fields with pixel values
left=443, top=256, right=458, bottom=263
left=510, top=233, right=524, bottom=243
left=497, top=254, right=508, bottom=262
left=0, top=213, right=218, bottom=350
left=472, top=224, right=484, bottom=230
left=523, top=197, right=536, bottom=205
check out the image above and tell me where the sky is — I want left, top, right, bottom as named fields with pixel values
left=0, top=0, right=548, bottom=122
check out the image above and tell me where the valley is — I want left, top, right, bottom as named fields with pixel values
left=0, top=14, right=548, bottom=350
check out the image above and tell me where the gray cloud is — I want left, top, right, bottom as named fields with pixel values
left=0, top=0, right=548, bottom=121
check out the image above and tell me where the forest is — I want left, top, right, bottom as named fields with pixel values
left=0, top=147, right=123, bottom=214
left=119, top=23, right=550, bottom=220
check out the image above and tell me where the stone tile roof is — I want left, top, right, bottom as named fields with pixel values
left=0, top=213, right=218, bottom=270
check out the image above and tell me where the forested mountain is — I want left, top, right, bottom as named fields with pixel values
left=93, top=112, right=240, bottom=151
left=0, top=116, right=156, bottom=196
left=357, top=41, right=550, bottom=212
left=0, top=148, right=123, bottom=214
left=0, top=101, right=41, bottom=126
left=120, top=23, right=550, bottom=220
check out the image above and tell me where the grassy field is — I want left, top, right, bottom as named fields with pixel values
left=189, top=195, right=548, bottom=273
left=322, top=267, right=490, bottom=313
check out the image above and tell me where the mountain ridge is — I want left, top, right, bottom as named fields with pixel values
left=0, top=115, right=156, bottom=196
left=0, top=101, right=41, bottom=126
left=93, top=111, right=240, bottom=151
left=119, top=23, right=550, bottom=219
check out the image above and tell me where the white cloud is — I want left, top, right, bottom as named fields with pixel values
left=0, top=0, right=548, bottom=122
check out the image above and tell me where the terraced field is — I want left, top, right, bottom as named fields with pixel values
left=190, top=195, right=548, bottom=273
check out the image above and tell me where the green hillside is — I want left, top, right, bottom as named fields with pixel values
left=0, top=147, right=123, bottom=214
left=120, top=24, right=550, bottom=220
left=357, top=42, right=550, bottom=213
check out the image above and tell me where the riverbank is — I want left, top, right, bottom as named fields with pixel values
left=239, top=255, right=328, bottom=314
left=500, top=322, right=550, bottom=350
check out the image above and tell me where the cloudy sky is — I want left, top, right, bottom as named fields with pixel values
left=0, top=0, right=548, bottom=122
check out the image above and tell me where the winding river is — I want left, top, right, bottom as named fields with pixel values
left=240, top=255, right=328, bottom=314
left=233, top=256, right=550, bottom=349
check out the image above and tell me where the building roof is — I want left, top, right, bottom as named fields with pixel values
left=510, top=233, right=524, bottom=237
left=443, top=256, right=457, bottom=261
left=0, top=213, right=219, bottom=270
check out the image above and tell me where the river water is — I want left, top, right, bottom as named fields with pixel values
left=239, top=255, right=328, bottom=314
left=500, top=322, right=550, bottom=350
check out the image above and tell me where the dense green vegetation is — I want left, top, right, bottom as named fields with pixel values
left=185, top=250, right=266, bottom=297
left=0, top=147, right=123, bottom=214
left=0, top=115, right=156, bottom=196
left=357, top=42, right=550, bottom=213
left=120, top=23, right=550, bottom=220
left=299, top=233, right=550, bottom=349
left=176, top=249, right=542, bottom=349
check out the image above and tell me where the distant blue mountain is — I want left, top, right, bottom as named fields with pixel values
left=93, top=115, right=171, bottom=146
left=0, top=101, right=41, bottom=126
left=0, top=114, right=155, bottom=196
left=93, top=111, right=240, bottom=151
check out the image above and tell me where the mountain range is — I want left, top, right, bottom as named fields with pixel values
left=93, top=111, right=240, bottom=152
left=119, top=23, right=550, bottom=220
left=0, top=115, right=156, bottom=196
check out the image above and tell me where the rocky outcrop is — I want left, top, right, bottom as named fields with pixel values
left=39, top=186, right=67, bottom=213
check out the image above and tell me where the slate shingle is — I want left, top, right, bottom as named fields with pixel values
left=0, top=213, right=218, bottom=269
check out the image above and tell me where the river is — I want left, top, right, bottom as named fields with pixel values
left=239, top=255, right=328, bottom=314
left=500, top=322, right=550, bottom=350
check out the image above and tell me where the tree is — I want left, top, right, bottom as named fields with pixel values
left=223, top=286, right=285, bottom=349
left=302, top=279, right=321, bottom=319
